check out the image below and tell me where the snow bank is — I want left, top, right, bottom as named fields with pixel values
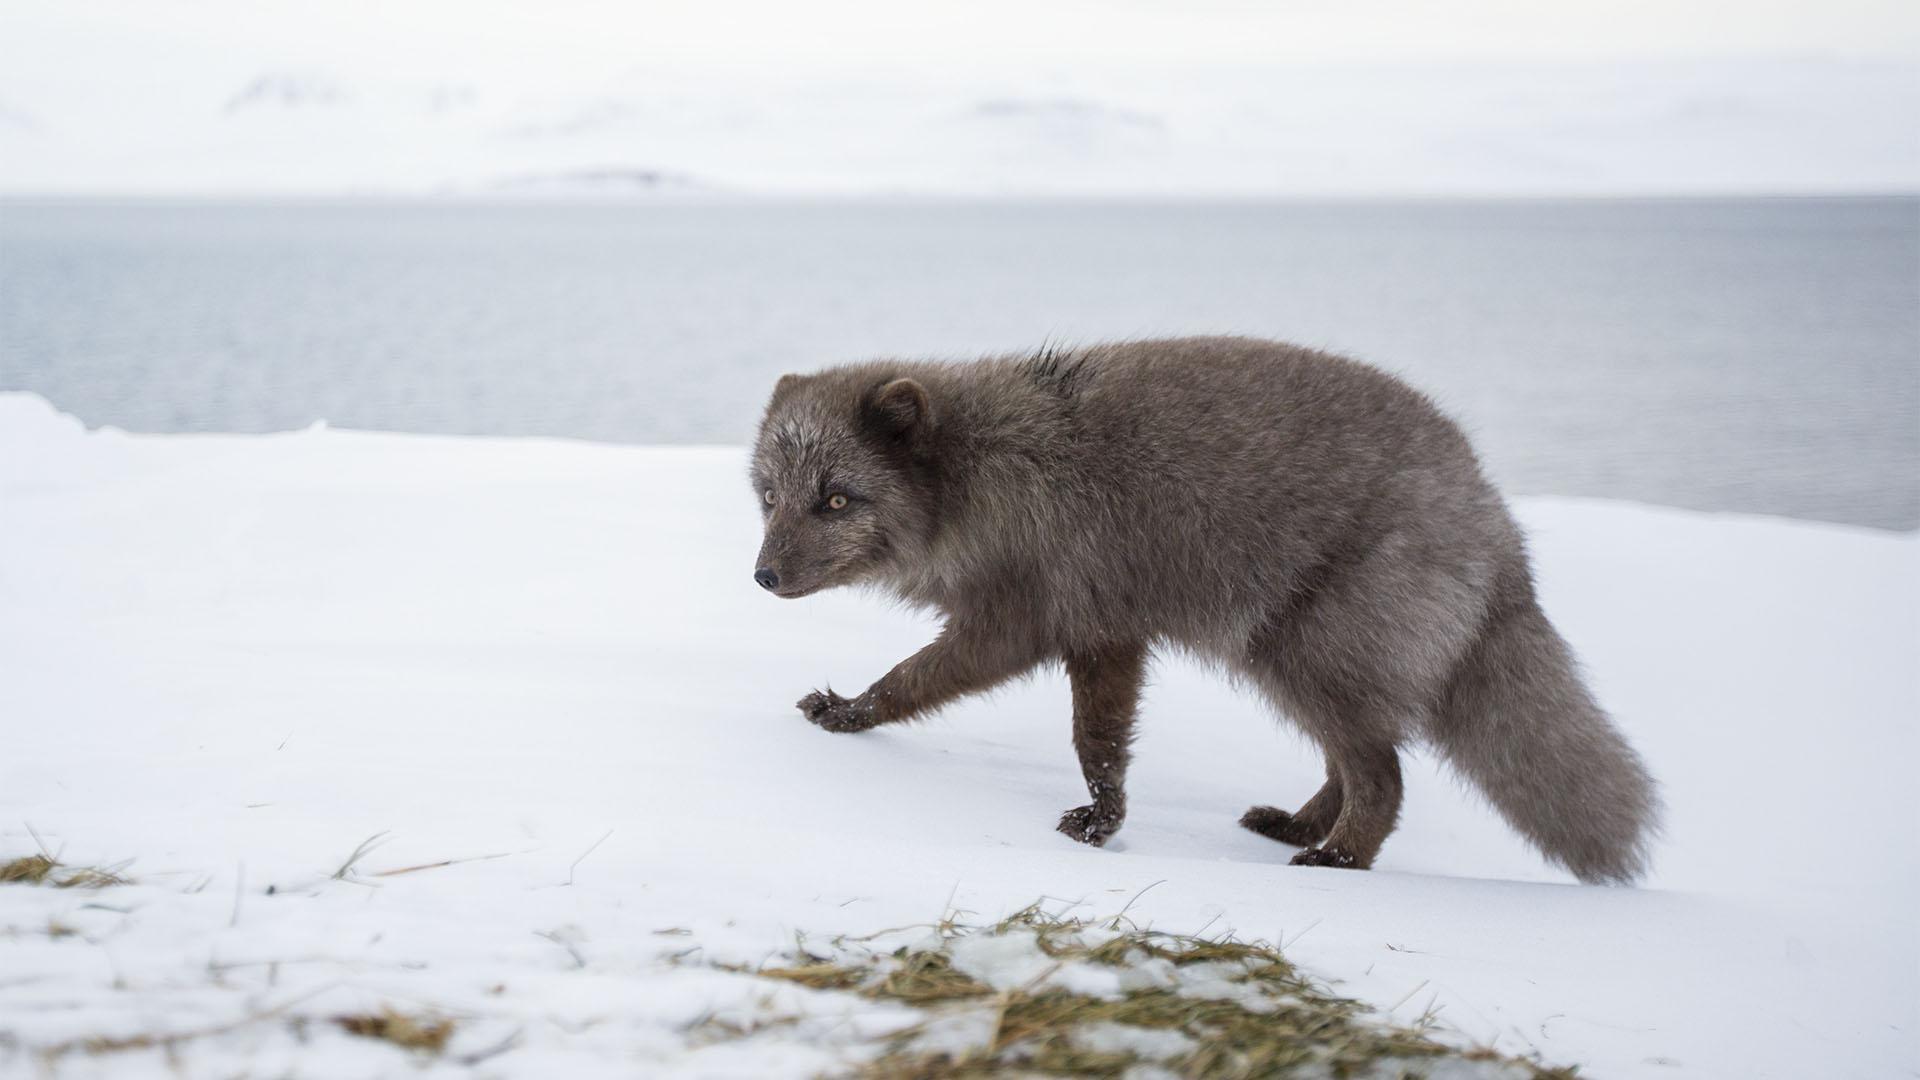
left=1, top=393, right=1914, bottom=1078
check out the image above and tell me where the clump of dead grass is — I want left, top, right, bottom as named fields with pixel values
left=333, top=1009, right=456, bottom=1054
left=0, top=853, right=56, bottom=884
left=1, top=852, right=132, bottom=889
left=743, top=906, right=1576, bottom=1079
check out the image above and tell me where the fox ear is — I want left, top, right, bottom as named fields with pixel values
left=770, top=372, right=806, bottom=405
left=867, top=377, right=930, bottom=436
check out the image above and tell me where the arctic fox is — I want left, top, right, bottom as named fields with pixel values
left=750, top=337, right=1659, bottom=883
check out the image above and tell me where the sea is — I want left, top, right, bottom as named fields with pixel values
left=1, top=196, right=1914, bottom=529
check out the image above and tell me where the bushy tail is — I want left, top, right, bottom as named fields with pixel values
left=1432, top=598, right=1661, bottom=884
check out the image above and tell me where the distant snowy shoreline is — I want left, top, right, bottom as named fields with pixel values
left=4, top=56, right=1914, bottom=197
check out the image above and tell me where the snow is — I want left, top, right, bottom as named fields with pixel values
left=1, top=390, right=1915, bottom=1077
left=1071, top=1020, right=1197, bottom=1064
left=948, top=926, right=1060, bottom=992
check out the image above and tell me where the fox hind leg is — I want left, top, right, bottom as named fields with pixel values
left=1240, top=767, right=1342, bottom=847
left=1238, top=635, right=1416, bottom=870
left=1290, top=736, right=1402, bottom=869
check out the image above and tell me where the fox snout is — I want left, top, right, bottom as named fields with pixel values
left=753, top=541, right=843, bottom=599
left=753, top=534, right=796, bottom=596
left=752, top=561, right=818, bottom=599
left=754, top=510, right=848, bottom=598
left=752, top=534, right=819, bottom=598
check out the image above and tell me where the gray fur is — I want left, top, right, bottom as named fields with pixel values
left=750, top=336, right=1661, bottom=884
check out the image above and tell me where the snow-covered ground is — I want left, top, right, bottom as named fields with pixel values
left=1, top=391, right=1914, bottom=1078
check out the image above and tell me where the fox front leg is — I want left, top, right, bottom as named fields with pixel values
left=1056, top=642, right=1147, bottom=847
left=797, top=688, right=879, bottom=732
left=797, top=618, right=1046, bottom=734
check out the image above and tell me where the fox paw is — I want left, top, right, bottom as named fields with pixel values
left=1289, top=845, right=1361, bottom=869
left=797, top=690, right=876, bottom=733
left=1056, top=803, right=1123, bottom=847
left=1239, top=806, right=1329, bottom=847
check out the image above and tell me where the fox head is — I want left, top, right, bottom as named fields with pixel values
left=749, top=369, right=938, bottom=598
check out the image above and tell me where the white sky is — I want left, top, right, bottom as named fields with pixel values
left=7, top=0, right=1918, bottom=70
left=1, top=0, right=1915, bottom=194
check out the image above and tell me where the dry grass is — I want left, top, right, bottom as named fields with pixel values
left=333, top=1009, right=456, bottom=1054
left=744, top=907, right=1576, bottom=1079
left=1, top=852, right=132, bottom=889
left=331, top=831, right=392, bottom=881
left=0, top=853, right=56, bottom=884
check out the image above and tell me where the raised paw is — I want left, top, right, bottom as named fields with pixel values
left=797, top=689, right=842, bottom=720
left=1056, top=803, right=1124, bottom=847
left=1239, top=805, right=1330, bottom=847
left=1289, top=845, right=1361, bottom=869
left=796, top=689, right=876, bottom=733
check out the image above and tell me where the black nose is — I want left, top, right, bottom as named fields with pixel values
left=754, top=567, right=780, bottom=591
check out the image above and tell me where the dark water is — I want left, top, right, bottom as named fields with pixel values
left=1, top=197, right=1915, bottom=529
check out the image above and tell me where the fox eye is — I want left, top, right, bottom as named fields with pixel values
left=763, top=489, right=775, bottom=505
left=825, top=493, right=849, bottom=511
